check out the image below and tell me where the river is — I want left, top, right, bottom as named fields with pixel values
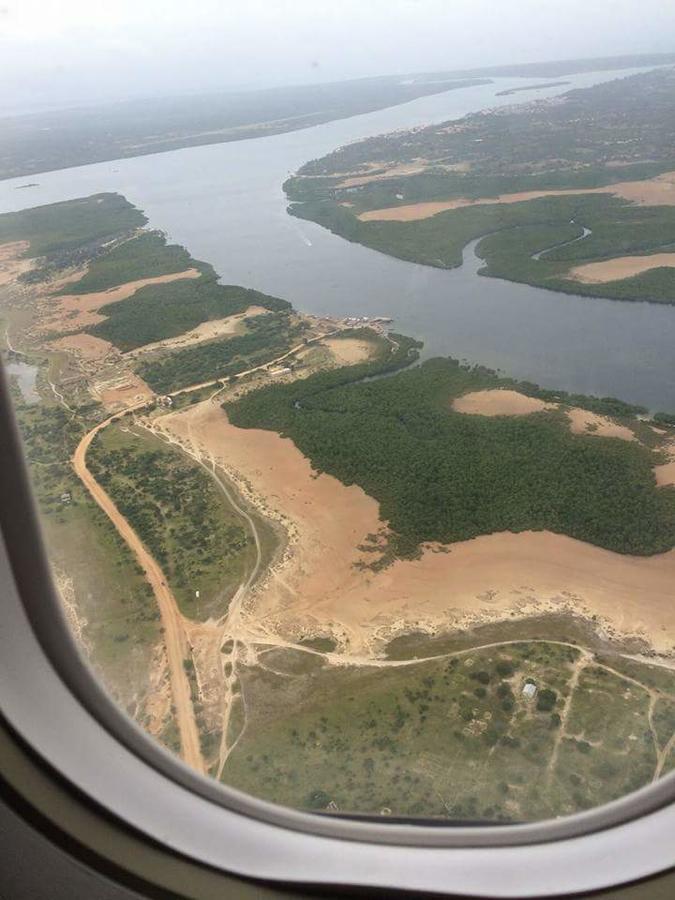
left=1, top=67, right=673, bottom=411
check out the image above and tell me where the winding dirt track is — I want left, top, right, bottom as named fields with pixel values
left=72, top=407, right=205, bottom=773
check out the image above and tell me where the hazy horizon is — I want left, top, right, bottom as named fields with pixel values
left=3, top=1, right=675, bottom=115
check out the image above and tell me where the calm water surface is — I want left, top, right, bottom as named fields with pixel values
left=1, top=67, right=673, bottom=411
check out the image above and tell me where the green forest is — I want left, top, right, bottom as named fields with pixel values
left=62, top=230, right=208, bottom=294
left=0, top=193, right=145, bottom=265
left=226, top=354, right=675, bottom=557
left=92, top=274, right=290, bottom=352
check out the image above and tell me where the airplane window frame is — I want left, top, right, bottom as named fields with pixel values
left=1, top=363, right=674, bottom=898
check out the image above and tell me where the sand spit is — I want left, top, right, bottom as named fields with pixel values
left=158, top=401, right=675, bottom=657
left=0, top=240, right=34, bottom=285
left=357, top=170, right=675, bottom=222
left=125, top=306, right=269, bottom=358
left=452, top=389, right=555, bottom=417
left=43, top=268, right=202, bottom=333
left=568, top=253, right=675, bottom=284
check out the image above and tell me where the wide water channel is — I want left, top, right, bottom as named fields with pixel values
left=1, top=68, right=674, bottom=411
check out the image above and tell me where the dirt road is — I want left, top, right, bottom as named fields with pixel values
left=72, top=409, right=205, bottom=774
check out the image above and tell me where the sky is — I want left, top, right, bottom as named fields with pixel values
left=2, top=0, right=675, bottom=114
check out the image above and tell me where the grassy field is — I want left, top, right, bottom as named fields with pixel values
left=226, top=353, right=675, bottom=558
left=223, top=638, right=675, bottom=820
left=88, top=423, right=260, bottom=620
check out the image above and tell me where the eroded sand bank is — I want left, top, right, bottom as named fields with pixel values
left=158, top=400, right=675, bottom=656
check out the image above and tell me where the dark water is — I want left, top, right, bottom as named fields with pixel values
left=0, top=67, right=673, bottom=411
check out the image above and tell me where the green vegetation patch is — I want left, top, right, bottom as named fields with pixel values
left=88, top=423, right=257, bottom=619
left=223, top=640, right=674, bottom=820
left=226, top=354, right=675, bottom=557
left=91, top=275, right=291, bottom=353
left=62, top=231, right=207, bottom=294
left=135, top=311, right=303, bottom=393
left=11, top=381, right=160, bottom=715
left=0, top=193, right=145, bottom=261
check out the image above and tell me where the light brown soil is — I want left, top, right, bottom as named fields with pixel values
left=654, top=441, right=675, bottom=487
left=566, top=408, right=636, bottom=442
left=452, top=389, right=636, bottom=442
left=125, top=306, right=268, bottom=358
left=43, top=268, right=201, bottom=333
left=337, top=161, right=430, bottom=189
left=0, top=241, right=34, bottom=285
left=323, top=337, right=376, bottom=365
left=50, top=332, right=116, bottom=361
left=158, top=401, right=675, bottom=657
left=357, top=170, right=675, bottom=222
left=452, top=389, right=555, bottom=416
left=96, top=373, right=154, bottom=409
left=568, top=253, right=675, bottom=284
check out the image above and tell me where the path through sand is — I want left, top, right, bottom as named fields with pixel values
left=158, top=400, right=675, bottom=656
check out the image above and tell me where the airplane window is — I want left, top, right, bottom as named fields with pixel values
left=2, top=2, right=675, bottom=842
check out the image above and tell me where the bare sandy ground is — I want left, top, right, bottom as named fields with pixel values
left=566, top=408, right=636, bottom=442
left=337, top=161, right=430, bottom=189
left=95, top=373, right=154, bottom=409
left=357, top=170, right=675, bottom=222
left=452, top=389, right=555, bottom=416
left=125, top=306, right=268, bottom=358
left=158, top=401, right=675, bottom=656
left=568, top=253, right=675, bottom=284
left=452, top=389, right=636, bottom=442
left=655, top=441, right=675, bottom=488
left=323, top=336, right=376, bottom=365
left=43, top=268, right=201, bottom=332
left=50, top=332, right=116, bottom=361
left=0, top=241, right=34, bottom=285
